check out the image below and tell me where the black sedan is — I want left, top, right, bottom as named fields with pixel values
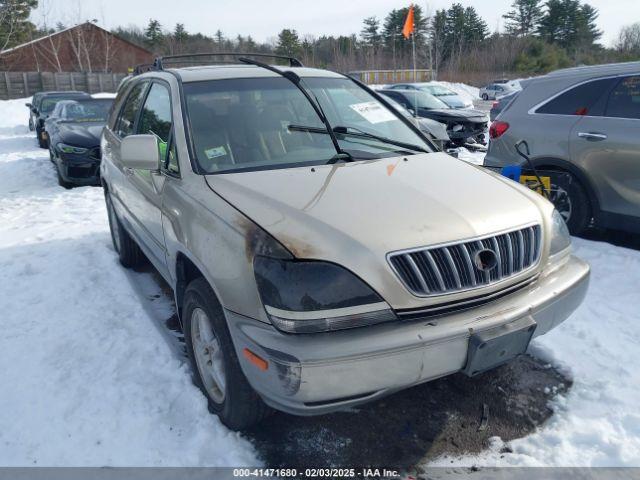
left=378, top=89, right=488, bottom=147
left=46, top=98, right=113, bottom=188
left=27, top=91, right=90, bottom=148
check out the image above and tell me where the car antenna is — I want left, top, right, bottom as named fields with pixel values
left=238, top=56, right=351, bottom=162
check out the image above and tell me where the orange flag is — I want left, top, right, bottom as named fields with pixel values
left=402, top=5, right=415, bottom=39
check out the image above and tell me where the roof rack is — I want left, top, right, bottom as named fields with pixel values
left=133, top=52, right=303, bottom=74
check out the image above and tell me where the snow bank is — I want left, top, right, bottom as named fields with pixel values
left=0, top=98, right=259, bottom=466
left=433, top=82, right=480, bottom=104
left=430, top=239, right=640, bottom=467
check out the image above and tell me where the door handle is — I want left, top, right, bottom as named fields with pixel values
left=123, top=166, right=134, bottom=176
left=578, top=132, right=607, bottom=141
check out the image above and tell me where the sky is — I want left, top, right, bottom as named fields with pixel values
left=32, top=0, right=637, bottom=47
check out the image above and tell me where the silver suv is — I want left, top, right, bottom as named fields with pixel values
left=101, top=53, right=589, bottom=430
left=485, top=62, right=640, bottom=235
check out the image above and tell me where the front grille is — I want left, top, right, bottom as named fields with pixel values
left=388, top=224, right=542, bottom=297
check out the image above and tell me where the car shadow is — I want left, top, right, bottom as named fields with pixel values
left=581, top=228, right=640, bottom=251
left=129, top=263, right=571, bottom=469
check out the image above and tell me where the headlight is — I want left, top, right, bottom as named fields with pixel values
left=254, top=256, right=396, bottom=333
left=549, top=209, right=571, bottom=256
left=57, top=143, right=87, bottom=154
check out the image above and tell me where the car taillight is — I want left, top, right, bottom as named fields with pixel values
left=492, top=101, right=499, bottom=108
left=489, top=121, right=509, bottom=139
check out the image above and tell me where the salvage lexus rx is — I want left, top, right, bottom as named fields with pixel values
left=101, top=53, right=590, bottom=430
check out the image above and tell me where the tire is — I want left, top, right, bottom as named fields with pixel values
left=56, top=165, right=73, bottom=189
left=546, top=171, right=591, bottom=235
left=105, top=190, right=144, bottom=268
left=29, top=119, right=34, bottom=131
left=37, top=129, right=47, bottom=149
left=183, top=277, right=270, bottom=431
left=482, top=93, right=489, bottom=101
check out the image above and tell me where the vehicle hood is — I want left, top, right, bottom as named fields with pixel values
left=420, top=108, right=488, bottom=122
left=417, top=118, right=449, bottom=141
left=57, top=122, right=104, bottom=147
left=205, top=153, right=543, bottom=265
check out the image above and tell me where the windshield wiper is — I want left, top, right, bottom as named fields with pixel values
left=238, top=57, right=352, bottom=163
left=289, top=124, right=428, bottom=154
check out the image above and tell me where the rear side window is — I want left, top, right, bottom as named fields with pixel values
left=606, top=76, right=640, bottom=120
left=536, top=78, right=616, bottom=116
left=115, top=82, right=147, bottom=137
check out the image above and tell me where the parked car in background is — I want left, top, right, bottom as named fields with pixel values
left=484, top=61, right=640, bottom=235
left=383, top=96, right=450, bottom=150
left=46, top=98, right=113, bottom=188
left=25, top=92, right=47, bottom=131
left=30, top=91, right=90, bottom=148
left=379, top=89, right=488, bottom=146
left=388, top=82, right=473, bottom=109
left=479, top=83, right=518, bottom=101
left=490, top=91, right=519, bottom=121
left=101, top=53, right=589, bottom=430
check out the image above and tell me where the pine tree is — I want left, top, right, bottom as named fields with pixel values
left=144, top=19, right=163, bottom=49
left=173, top=23, right=188, bottom=43
left=275, top=29, right=302, bottom=58
left=503, top=0, right=544, bottom=36
left=214, top=29, right=225, bottom=45
left=0, top=0, right=37, bottom=50
left=360, top=16, right=381, bottom=49
left=539, top=0, right=601, bottom=50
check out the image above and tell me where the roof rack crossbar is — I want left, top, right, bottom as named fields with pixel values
left=153, top=52, right=304, bottom=70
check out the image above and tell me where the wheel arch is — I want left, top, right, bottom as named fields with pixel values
left=174, top=251, right=213, bottom=327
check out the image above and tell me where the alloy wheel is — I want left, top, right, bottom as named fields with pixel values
left=191, top=307, right=226, bottom=403
left=548, top=184, right=572, bottom=223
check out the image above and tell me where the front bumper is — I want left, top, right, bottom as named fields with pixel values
left=58, top=154, right=101, bottom=185
left=227, top=254, right=589, bottom=416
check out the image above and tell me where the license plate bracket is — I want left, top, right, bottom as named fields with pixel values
left=462, top=316, right=537, bottom=377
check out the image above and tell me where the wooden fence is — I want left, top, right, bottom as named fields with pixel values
left=0, top=71, right=129, bottom=100
left=347, top=69, right=434, bottom=85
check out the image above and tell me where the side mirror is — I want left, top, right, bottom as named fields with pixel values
left=25, top=103, right=32, bottom=108
left=121, top=135, right=160, bottom=170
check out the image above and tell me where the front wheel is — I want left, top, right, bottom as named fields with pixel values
left=481, top=93, right=489, bottom=101
left=183, top=277, right=270, bottom=431
left=37, top=130, right=48, bottom=149
left=105, top=191, right=143, bottom=268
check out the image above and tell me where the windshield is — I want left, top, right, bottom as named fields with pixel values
left=421, top=85, right=455, bottom=97
left=402, top=91, right=449, bottom=110
left=40, top=97, right=65, bottom=114
left=184, top=76, right=432, bottom=174
left=63, top=100, right=112, bottom=122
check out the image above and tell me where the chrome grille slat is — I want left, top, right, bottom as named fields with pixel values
left=516, top=230, right=525, bottom=270
left=404, top=255, right=430, bottom=294
left=459, top=244, right=477, bottom=287
left=388, top=225, right=542, bottom=297
left=505, top=233, right=514, bottom=276
left=422, top=250, right=446, bottom=292
left=490, top=237, right=503, bottom=279
left=442, top=247, right=462, bottom=289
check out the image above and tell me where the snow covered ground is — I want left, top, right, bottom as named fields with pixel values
left=430, top=235, right=640, bottom=467
left=0, top=98, right=259, bottom=466
left=1, top=94, right=639, bottom=468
